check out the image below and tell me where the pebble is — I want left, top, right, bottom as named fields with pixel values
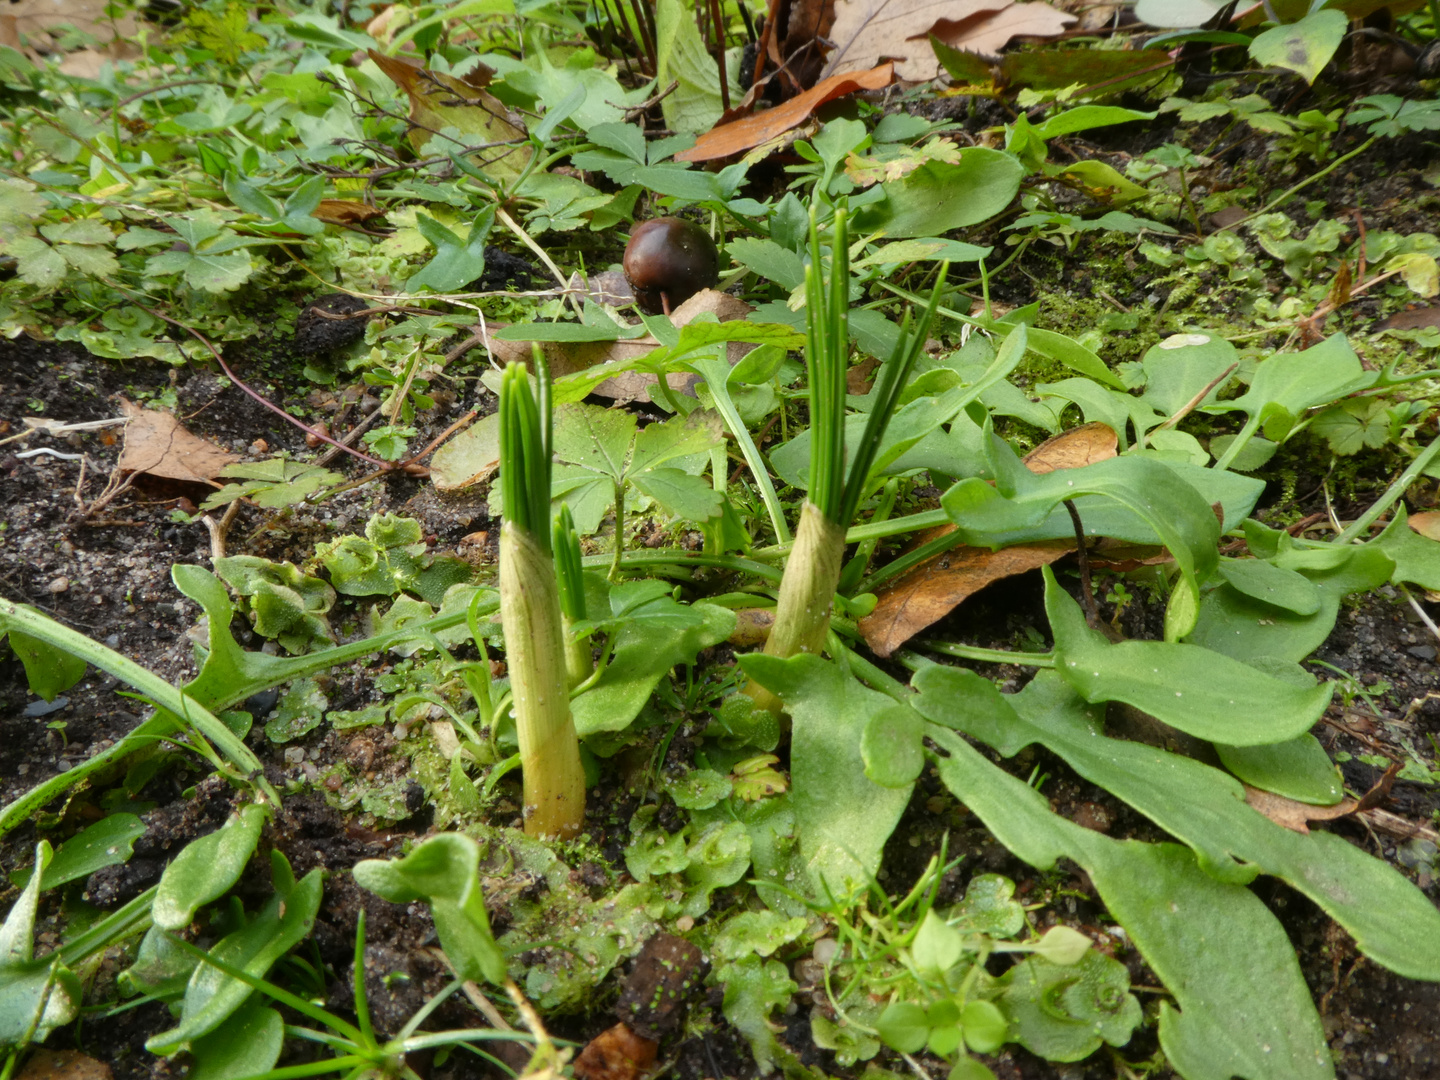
left=46, top=576, right=69, bottom=593
left=1408, top=645, right=1437, bottom=661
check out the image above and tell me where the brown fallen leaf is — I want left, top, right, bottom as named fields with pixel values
left=311, top=200, right=385, bottom=226
left=1410, top=511, right=1440, bottom=541
left=116, top=399, right=239, bottom=485
left=18, top=1051, right=112, bottom=1080
left=367, top=50, right=531, bottom=185
left=859, top=424, right=1118, bottom=656
left=929, top=3, right=1076, bottom=63
left=824, top=0, right=1072, bottom=81
left=861, top=540, right=1074, bottom=657
left=676, top=63, right=895, bottom=163
left=1244, top=761, right=1398, bottom=834
left=1379, top=306, right=1440, bottom=331
left=1024, top=421, right=1118, bottom=474
left=572, top=1023, right=657, bottom=1080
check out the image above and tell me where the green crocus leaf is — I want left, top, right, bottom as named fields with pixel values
left=153, top=804, right=266, bottom=930
left=1046, top=567, right=1331, bottom=745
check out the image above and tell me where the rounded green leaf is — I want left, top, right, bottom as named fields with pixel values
left=861, top=704, right=926, bottom=788
left=961, top=1000, right=1009, bottom=1054
left=877, top=1001, right=930, bottom=1054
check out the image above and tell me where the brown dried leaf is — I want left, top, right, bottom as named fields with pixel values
left=1244, top=760, right=1398, bottom=834
left=116, top=399, right=238, bottom=485
left=860, top=540, right=1073, bottom=656
left=1377, top=306, right=1440, bottom=331
left=572, top=1023, right=657, bottom=1080
left=311, top=200, right=384, bottom=225
left=367, top=50, right=530, bottom=184
left=859, top=424, right=1118, bottom=656
left=1410, top=511, right=1440, bottom=541
left=616, top=933, right=707, bottom=1039
left=1023, top=421, right=1118, bottom=474
left=676, top=63, right=895, bottom=163
left=929, top=3, right=1075, bottom=62
left=1243, top=787, right=1360, bottom=834
left=824, top=0, right=1071, bottom=81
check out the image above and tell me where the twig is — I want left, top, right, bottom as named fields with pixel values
left=1400, top=583, right=1440, bottom=644
left=1064, top=499, right=1100, bottom=627
left=495, top=206, right=584, bottom=319
left=120, top=294, right=391, bottom=468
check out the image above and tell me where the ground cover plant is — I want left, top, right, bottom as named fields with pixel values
left=6, top=0, right=1440, bottom=1077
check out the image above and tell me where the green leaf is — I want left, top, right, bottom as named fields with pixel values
left=153, top=804, right=266, bottom=930
left=1030, top=106, right=1156, bottom=140
left=1223, top=333, right=1376, bottom=439
left=655, top=0, right=725, bottom=133
left=1045, top=567, right=1331, bottom=745
left=7, top=628, right=87, bottom=702
left=877, top=1001, right=930, bottom=1054
left=1215, top=735, right=1343, bottom=804
left=553, top=402, right=638, bottom=483
left=859, top=149, right=1025, bottom=239
left=960, top=1001, right=1008, bottom=1055
left=740, top=655, right=913, bottom=896
left=665, top=768, right=733, bottom=810
left=943, top=434, right=1222, bottom=640
left=571, top=601, right=734, bottom=735
left=148, top=853, right=323, bottom=1054
left=1311, top=398, right=1391, bottom=456
left=1031, top=924, right=1093, bottom=965
left=860, top=704, right=926, bottom=788
left=264, top=677, right=328, bottom=742
left=712, top=911, right=808, bottom=960
left=1216, top=558, right=1321, bottom=615
left=998, top=950, right=1140, bottom=1061
left=717, top=955, right=799, bottom=1073
left=925, top=724, right=1334, bottom=1080
left=910, top=909, right=966, bottom=977
left=187, top=999, right=283, bottom=1080
left=630, top=468, right=723, bottom=521
left=0, top=845, right=81, bottom=1044
left=408, top=207, right=495, bottom=294
left=728, top=237, right=806, bottom=289
left=1375, top=505, right=1440, bottom=590
left=352, top=833, right=506, bottom=984
left=629, top=409, right=724, bottom=473
left=1137, top=332, right=1237, bottom=416
left=913, top=667, right=1440, bottom=980
left=953, top=874, right=1025, bottom=937
left=9, top=813, right=145, bottom=891
left=1249, top=9, right=1347, bottom=85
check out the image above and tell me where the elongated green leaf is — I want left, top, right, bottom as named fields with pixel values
left=925, top=725, right=1333, bottom=1080
left=1215, top=735, right=1343, bottom=804
left=943, top=432, right=1222, bottom=639
left=1217, top=558, right=1320, bottom=615
left=9, top=813, right=145, bottom=891
left=353, top=832, right=506, bottom=984
left=148, top=853, right=323, bottom=1054
left=739, top=655, right=913, bottom=897
left=913, top=667, right=1440, bottom=981
left=860, top=149, right=1025, bottom=239
left=188, top=999, right=283, bottom=1080
left=153, top=804, right=266, bottom=930
left=1046, top=568, right=1331, bottom=744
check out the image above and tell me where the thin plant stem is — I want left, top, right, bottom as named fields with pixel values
left=1334, top=430, right=1440, bottom=543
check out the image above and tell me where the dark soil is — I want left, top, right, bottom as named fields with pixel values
left=6, top=94, right=1440, bottom=1079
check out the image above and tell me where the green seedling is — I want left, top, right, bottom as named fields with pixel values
left=498, top=356, right=586, bottom=839
left=745, top=203, right=945, bottom=713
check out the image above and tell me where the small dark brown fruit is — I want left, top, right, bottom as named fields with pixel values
left=622, top=217, right=720, bottom=315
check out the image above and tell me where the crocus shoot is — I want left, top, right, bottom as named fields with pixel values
left=747, top=204, right=946, bottom=713
left=499, top=354, right=586, bottom=839
left=553, top=504, right=594, bottom=688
